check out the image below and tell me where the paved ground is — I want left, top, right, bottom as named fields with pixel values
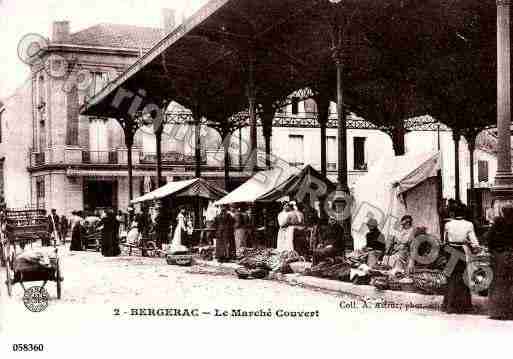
left=1, top=243, right=513, bottom=339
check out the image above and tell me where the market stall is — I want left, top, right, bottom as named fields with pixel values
left=351, top=151, right=442, bottom=250
left=131, top=178, right=227, bottom=248
left=214, top=164, right=336, bottom=259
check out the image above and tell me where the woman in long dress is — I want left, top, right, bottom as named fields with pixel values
left=100, top=210, right=120, bottom=257
left=69, top=211, right=83, bottom=251
left=169, top=209, right=187, bottom=252
left=442, top=205, right=480, bottom=314
left=233, top=206, right=247, bottom=253
left=383, top=215, right=415, bottom=271
left=214, top=206, right=235, bottom=262
left=485, top=204, right=513, bottom=320
left=276, top=203, right=297, bottom=252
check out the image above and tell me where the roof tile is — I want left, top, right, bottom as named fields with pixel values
left=65, top=23, right=163, bottom=49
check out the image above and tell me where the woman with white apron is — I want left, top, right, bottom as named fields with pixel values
left=276, top=202, right=297, bottom=252
left=169, top=209, right=188, bottom=253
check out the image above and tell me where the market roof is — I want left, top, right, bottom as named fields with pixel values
left=81, top=0, right=498, bottom=132
left=131, top=177, right=226, bottom=204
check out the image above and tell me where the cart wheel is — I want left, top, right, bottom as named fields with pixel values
left=56, top=263, right=62, bottom=299
left=5, top=253, right=12, bottom=297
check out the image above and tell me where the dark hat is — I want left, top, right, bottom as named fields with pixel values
left=400, top=215, right=413, bottom=223
left=366, top=218, right=379, bottom=228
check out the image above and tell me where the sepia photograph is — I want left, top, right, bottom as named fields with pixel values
left=1, top=0, right=513, bottom=357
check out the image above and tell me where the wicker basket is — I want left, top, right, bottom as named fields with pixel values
left=289, top=259, right=311, bottom=274
left=412, top=269, right=447, bottom=294
left=398, top=277, right=416, bottom=292
left=370, top=276, right=389, bottom=290
left=166, top=253, right=193, bottom=266
left=387, top=277, right=403, bottom=291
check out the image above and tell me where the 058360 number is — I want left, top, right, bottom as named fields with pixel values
left=12, top=344, right=44, bottom=351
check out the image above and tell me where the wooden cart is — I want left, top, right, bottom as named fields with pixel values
left=1, top=208, right=62, bottom=298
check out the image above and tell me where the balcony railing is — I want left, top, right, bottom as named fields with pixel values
left=34, top=152, right=45, bottom=166
left=82, top=151, right=118, bottom=164
left=139, top=151, right=206, bottom=165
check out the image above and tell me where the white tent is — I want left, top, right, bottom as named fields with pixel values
left=131, top=178, right=226, bottom=204
left=351, top=151, right=441, bottom=249
left=132, top=179, right=197, bottom=204
left=215, top=164, right=300, bottom=205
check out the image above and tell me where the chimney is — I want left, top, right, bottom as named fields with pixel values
left=52, top=21, right=70, bottom=43
left=161, top=8, right=176, bottom=34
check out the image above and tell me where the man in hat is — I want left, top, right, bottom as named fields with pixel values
left=47, top=208, right=61, bottom=245
left=365, top=218, right=385, bottom=267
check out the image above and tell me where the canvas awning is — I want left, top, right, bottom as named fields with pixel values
left=215, top=163, right=299, bottom=205
left=257, top=165, right=336, bottom=202
left=215, top=163, right=334, bottom=205
left=131, top=178, right=226, bottom=204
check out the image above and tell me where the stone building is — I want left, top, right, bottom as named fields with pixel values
left=0, top=82, right=33, bottom=208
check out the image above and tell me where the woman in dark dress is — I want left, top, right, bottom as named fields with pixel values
left=214, top=206, right=235, bottom=262
left=100, top=210, right=120, bottom=257
left=442, top=205, right=480, bottom=314
left=70, top=211, right=83, bottom=251
left=484, top=204, right=513, bottom=320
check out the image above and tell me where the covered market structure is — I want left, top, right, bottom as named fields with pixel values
left=81, top=0, right=513, bottom=316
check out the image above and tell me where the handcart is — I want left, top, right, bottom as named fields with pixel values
left=1, top=208, right=62, bottom=298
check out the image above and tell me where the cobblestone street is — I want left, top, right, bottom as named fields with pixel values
left=2, top=245, right=513, bottom=339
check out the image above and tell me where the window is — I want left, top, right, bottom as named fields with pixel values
left=291, top=97, right=299, bottom=115
left=353, top=137, right=367, bottom=170
left=88, top=118, right=109, bottom=162
left=478, top=160, right=489, bottom=183
left=304, top=98, right=317, bottom=114
left=327, top=135, right=337, bottom=170
left=34, top=74, right=46, bottom=113
left=289, top=134, right=304, bottom=166
left=39, top=120, right=46, bottom=151
left=36, top=177, right=45, bottom=209
left=38, top=74, right=45, bottom=104
left=89, top=72, right=109, bottom=98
